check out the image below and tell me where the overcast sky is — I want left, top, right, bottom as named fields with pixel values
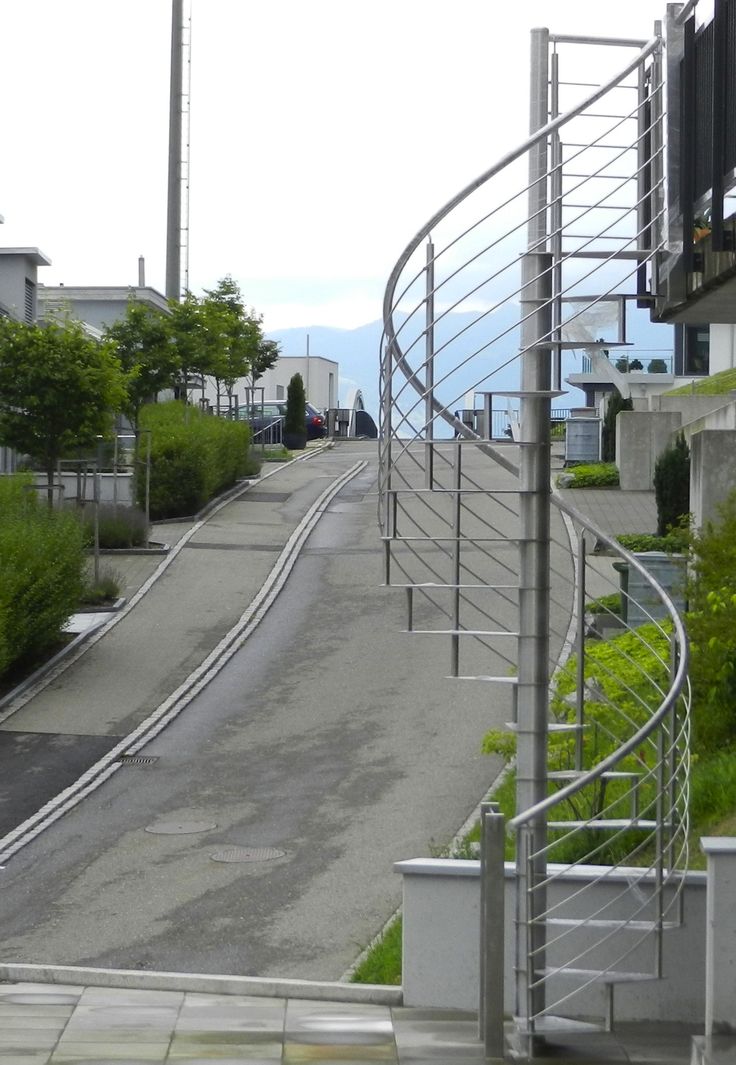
left=1, top=1, right=680, bottom=332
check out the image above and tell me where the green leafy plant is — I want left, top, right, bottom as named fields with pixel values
left=0, top=474, right=86, bottom=678
left=602, top=390, right=633, bottom=463
left=285, top=373, right=306, bottom=436
left=81, top=504, right=149, bottom=549
left=647, top=358, right=668, bottom=374
left=653, top=433, right=690, bottom=536
left=616, top=529, right=688, bottom=554
left=137, top=401, right=251, bottom=519
left=585, top=593, right=621, bottom=615
left=80, top=565, right=122, bottom=606
left=558, top=463, right=619, bottom=488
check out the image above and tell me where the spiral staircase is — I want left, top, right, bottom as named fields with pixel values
left=379, top=24, right=691, bottom=1057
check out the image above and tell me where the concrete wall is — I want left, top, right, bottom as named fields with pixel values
left=690, top=429, right=736, bottom=529
left=709, top=325, right=736, bottom=375
left=396, top=857, right=707, bottom=1024
left=650, top=394, right=736, bottom=420
left=204, top=356, right=340, bottom=415
left=33, top=471, right=135, bottom=507
left=0, top=250, right=49, bottom=322
left=616, top=411, right=682, bottom=490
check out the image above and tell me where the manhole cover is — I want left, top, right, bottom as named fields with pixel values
left=120, top=755, right=159, bottom=767
left=145, top=820, right=217, bottom=835
left=210, top=846, right=285, bottom=863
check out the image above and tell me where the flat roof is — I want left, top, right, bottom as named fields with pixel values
left=0, top=248, right=51, bottom=266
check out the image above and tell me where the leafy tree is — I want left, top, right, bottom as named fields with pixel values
left=167, top=291, right=207, bottom=405
left=0, top=316, right=125, bottom=501
left=653, top=433, right=690, bottom=536
left=200, top=277, right=262, bottom=415
left=102, top=299, right=178, bottom=429
left=245, top=337, right=280, bottom=393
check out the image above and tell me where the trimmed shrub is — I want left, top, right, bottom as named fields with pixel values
left=653, top=433, right=690, bottom=536
left=0, top=474, right=86, bottom=678
left=601, top=390, right=633, bottom=463
left=558, top=463, right=619, bottom=488
left=616, top=530, right=688, bottom=554
left=285, top=373, right=306, bottom=436
left=647, top=358, right=668, bottom=374
left=136, top=402, right=251, bottom=520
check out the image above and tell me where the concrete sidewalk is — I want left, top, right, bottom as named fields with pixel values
left=0, top=979, right=698, bottom=1064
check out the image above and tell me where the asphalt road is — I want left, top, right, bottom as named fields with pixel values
left=0, top=445, right=526, bottom=980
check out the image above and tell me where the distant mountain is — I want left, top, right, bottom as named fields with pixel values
left=268, top=309, right=673, bottom=421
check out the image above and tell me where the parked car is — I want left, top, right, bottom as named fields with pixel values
left=237, top=401, right=326, bottom=441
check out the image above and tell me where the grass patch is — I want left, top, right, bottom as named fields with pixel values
left=261, top=447, right=291, bottom=463
left=665, top=367, right=736, bottom=396
left=350, top=917, right=402, bottom=985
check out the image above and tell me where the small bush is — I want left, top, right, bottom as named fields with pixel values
left=80, top=565, right=122, bottom=605
left=558, top=463, right=619, bottom=488
left=137, top=402, right=252, bottom=520
left=0, top=474, right=86, bottom=678
left=653, top=433, right=690, bottom=536
left=285, top=373, right=306, bottom=436
left=585, top=593, right=621, bottom=615
left=82, top=504, right=149, bottom=549
left=616, top=530, right=688, bottom=554
left=647, top=358, right=668, bottom=373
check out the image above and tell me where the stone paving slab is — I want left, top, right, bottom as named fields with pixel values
left=0, top=982, right=698, bottom=1064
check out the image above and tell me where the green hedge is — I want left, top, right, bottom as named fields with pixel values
left=137, top=402, right=252, bottom=520
left=0, top=474, right=86, bottom=678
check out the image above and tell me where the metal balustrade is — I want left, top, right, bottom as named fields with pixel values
left=379, top=25, right=690, bottom=1052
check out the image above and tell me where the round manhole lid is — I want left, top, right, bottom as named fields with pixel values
left=145, top=820, right=217, bottom=835
left=210, top=846, right=285, bottom=863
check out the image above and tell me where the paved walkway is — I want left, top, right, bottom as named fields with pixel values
left=0, top=981, right=697, bottom=1064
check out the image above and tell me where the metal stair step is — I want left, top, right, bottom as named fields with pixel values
left=540, top=966, right=658, bottom=984
left=547, top=769, right=641, bottom=781
left=507, top=721, right=586, bottom=732
left=563, top=248, right=649, bottom=259
left=545, top=917, right=679, bottom=931
left=547, top=818, right=657, bottom=830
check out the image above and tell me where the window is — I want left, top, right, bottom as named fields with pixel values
left=276, top=385, right=285, bottom=400
left=24, top=278, right=35, bottom=323
left=675, top=324, right=710, bottom=376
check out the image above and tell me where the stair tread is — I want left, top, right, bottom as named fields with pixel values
left=545, top=917, right=679, bottom=931
left=547, top=769, right=642, bottom=780
left=540, top=966, right=658, bottom=983
left=547, top=818, right=657, bottom=830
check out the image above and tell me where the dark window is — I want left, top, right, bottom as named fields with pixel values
left=24, top=278, right=35, bottom=323
left=674, top=324, right=710, bottom=376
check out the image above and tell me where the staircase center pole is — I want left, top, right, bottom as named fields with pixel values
left=515, top=26, right=552, bottom=1047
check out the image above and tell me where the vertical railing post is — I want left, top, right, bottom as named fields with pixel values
left=515, top=26, right=552, bottom=1045
left=450, top=442, right=462, bottom=678
left=425, top=238, right=435, bottom=490
left=575, top=534, right=587, bottom=770
left=479, top=802, right=506, bottom=1061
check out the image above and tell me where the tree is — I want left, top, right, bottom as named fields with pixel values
left=200, top=277, right=262, bottom=415
left=102, top=299, right=178, bottom=429
left=0, top=316, right=125, bottom=501
left=653, top=433, right=690, bottom=536
left=245, top=337, right=280, bottom=392
left=601, top=389, right=633, bottom=463
left=167, top=291, right=207, bottom=405
left=284, top=373, right=306, bottom=448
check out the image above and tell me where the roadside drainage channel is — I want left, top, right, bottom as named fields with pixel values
left=0, top=460, right=368, bottom=866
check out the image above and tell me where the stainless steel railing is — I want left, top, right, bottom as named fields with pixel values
left=380, top=27, right=690, bottom=1042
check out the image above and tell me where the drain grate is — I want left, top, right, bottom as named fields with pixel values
left=210, top=846, right=285, bottom=864
left=119, top=755, right=159, bottom=767
left=145, top=820, right=217, bottom=835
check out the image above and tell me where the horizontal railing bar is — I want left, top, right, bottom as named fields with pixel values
left=550, top=33, right=649, bottom=46
left=405, top=629, right=519, bottom=637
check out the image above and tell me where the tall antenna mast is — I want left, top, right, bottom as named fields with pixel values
left=165, top=0, right=192, bottom=301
